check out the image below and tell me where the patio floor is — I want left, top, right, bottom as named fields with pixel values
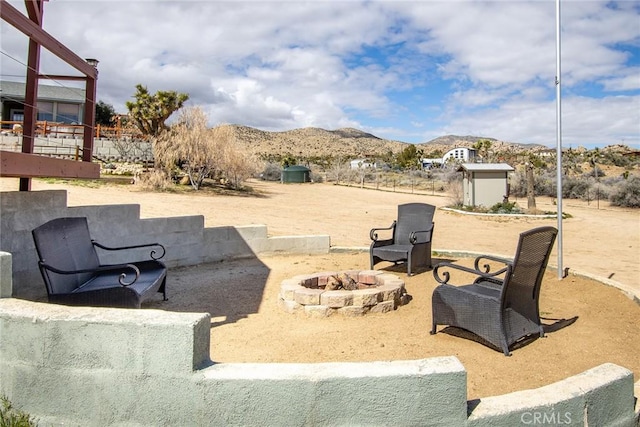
left=145, top=250, right=640, bottom=400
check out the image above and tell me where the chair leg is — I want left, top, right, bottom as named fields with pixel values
left=500, top=338, right=511, bottom=356
left=160, top=278, right=168, bottom=301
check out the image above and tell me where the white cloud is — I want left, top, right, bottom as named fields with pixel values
left=1, top=0, right=638, bottom=148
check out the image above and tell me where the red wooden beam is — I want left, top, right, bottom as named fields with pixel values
left=20, top=37, right=41, bottom=191
left=0, top=151, right=100, bottom=179
left=1, top=0, right=99, bottom=190
left=0, top=0, right=97, bottom=78
left=25, top=0, right=45, bottom=26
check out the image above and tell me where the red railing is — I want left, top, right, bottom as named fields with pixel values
left=1, top=118, right=144, bottom=140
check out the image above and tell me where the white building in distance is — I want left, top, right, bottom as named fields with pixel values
left=421, top=147, right=477, bottom=169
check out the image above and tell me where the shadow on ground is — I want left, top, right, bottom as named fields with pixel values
left=145, top=256, right=270, bottom=327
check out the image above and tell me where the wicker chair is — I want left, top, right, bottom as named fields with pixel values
left=32, top=217, right=167, bottom=308
left=430, top=226, right=558, bottom=356
left=369, top=203, right=435, bottom=276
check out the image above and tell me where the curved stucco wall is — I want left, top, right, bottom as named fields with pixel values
left=0, top=292, right=636, bottom=426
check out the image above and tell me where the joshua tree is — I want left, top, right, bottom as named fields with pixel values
left=125, top=84, right=189, bottom=137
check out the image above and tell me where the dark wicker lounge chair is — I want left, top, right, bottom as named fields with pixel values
left=430, top=226, right=558, bottom=356
left=32, top=217, right=167, bottom=308
left=370, top=203, right=435, bottom=276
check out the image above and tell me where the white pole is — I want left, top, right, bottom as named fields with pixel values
left=555, top=0, right=564, bottom=279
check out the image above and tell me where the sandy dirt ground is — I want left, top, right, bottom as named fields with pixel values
left=2, top=178, right=639, bottom=399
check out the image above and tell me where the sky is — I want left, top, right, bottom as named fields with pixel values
left=1, top=0, right=639, bottom=149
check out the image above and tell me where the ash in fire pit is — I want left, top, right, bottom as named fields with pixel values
left=278, top=270, right=409, bottom=317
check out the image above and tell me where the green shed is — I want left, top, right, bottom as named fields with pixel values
left=281, top=165, right=311, bottom=183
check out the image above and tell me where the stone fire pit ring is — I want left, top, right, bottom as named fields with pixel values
left=278, top=270, right=408, bottom=317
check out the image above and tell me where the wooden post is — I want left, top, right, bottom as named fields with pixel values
left=82, top=74, right=96, bottom=162
left=19, top=37, right=41, bottom=192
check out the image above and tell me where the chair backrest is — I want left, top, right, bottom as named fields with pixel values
left=394, top=203, right=436, bottom=245
left=32, top=217, right=101, bottom=295
left=502, top=226, right=558, bottom=318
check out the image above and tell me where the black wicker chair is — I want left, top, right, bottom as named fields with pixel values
left=430, top=226, right=558, bottom=356
left=370, top=203, right=435, bottom=276
left=32, top=217, right=167, bottom=308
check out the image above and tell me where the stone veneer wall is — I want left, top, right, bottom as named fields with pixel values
left=0, top=134, right=154, bottom=163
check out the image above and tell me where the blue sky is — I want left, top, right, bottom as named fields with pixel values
left=1, top=0, right=639, bottom=149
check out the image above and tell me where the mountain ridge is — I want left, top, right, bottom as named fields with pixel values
left=226, top=124, right=549, bottom=159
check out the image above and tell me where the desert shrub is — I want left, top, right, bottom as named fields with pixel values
left=585, top=182, right=610, bottom=202
left=488, top=201, right=522, bottom=214
left=602, top=151, right=632, bottom=167
left=220, top=144, right=257, bottom=190
left=507, top=168, right=554, bottom=198
left=309, top=171, right=324, bottom=183
left=261, top=162, right=282, bottom=181
left=134, top=169, right=171, bottom=191
left=1, top=396, right=37, bottom=426
left=431, top=167, right=460, bottom=184
left=562, top=176, right=591, bottom=199
left=446, top=179, right=464, bottom=206
left=586, top=167, right=606, bottom=178
left=325, top=161, right=351, bottom=184
left=609, top=175, right=640, bottom=208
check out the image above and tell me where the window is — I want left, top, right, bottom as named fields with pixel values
left=36, top=101, right=54, bottom=121
left=56, top=103, right=81, bottom=124
left=10, top=109, right=24, bottom=122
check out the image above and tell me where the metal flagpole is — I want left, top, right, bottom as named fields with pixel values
left=555, top=0, right=564, bottom=279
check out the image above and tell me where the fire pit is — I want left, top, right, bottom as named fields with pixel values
left=278, top=270, right=408, bottom=317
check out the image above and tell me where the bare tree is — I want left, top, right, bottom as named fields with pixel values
left=217, top=125, right=257, bottom=189
left=154, top=107, right=218, bottom=190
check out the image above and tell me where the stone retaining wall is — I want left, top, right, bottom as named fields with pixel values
left=0, top=134, right=153, bottom=163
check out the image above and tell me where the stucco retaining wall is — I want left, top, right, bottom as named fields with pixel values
left=0, top=296, right=636, bottom=426
left=0, top=189, right=329, bottom=300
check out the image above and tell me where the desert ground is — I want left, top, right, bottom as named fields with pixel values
left=2, top=177, right=639, bottom=399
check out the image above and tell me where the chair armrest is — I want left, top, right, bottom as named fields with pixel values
left=473, top=254, right=512, bottom=275
left=370, top=221, right=396, bottom=242
left=433, top=261, right=511, bottom=285
left=92, top=241, right=166, bottom=260
left=38, top=261, right=141, bottom=286
left=409, top=223, right=434, bottom=244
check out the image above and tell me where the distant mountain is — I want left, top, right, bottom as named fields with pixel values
left=226, top=125, right=547, bottom=159
left=229, top=125, right=406, bottom=159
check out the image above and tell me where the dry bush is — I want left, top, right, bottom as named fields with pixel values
left=154, top=107, right=219, bottom=190
left=326, top=161, right=352, bottom=184
left=154, top=113, right=255, bottom=190
left=134, top=169, right=171, bottom=191
left=610, top=175, right=640, bottom=207
left=218, top=126, right=258, bottom=189
left=447, top=179, right=464, bottom=206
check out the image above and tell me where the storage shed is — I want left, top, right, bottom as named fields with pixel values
left=457, top=163, right=514, bottom=208
left=281, top=165, right=311, bottom=183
